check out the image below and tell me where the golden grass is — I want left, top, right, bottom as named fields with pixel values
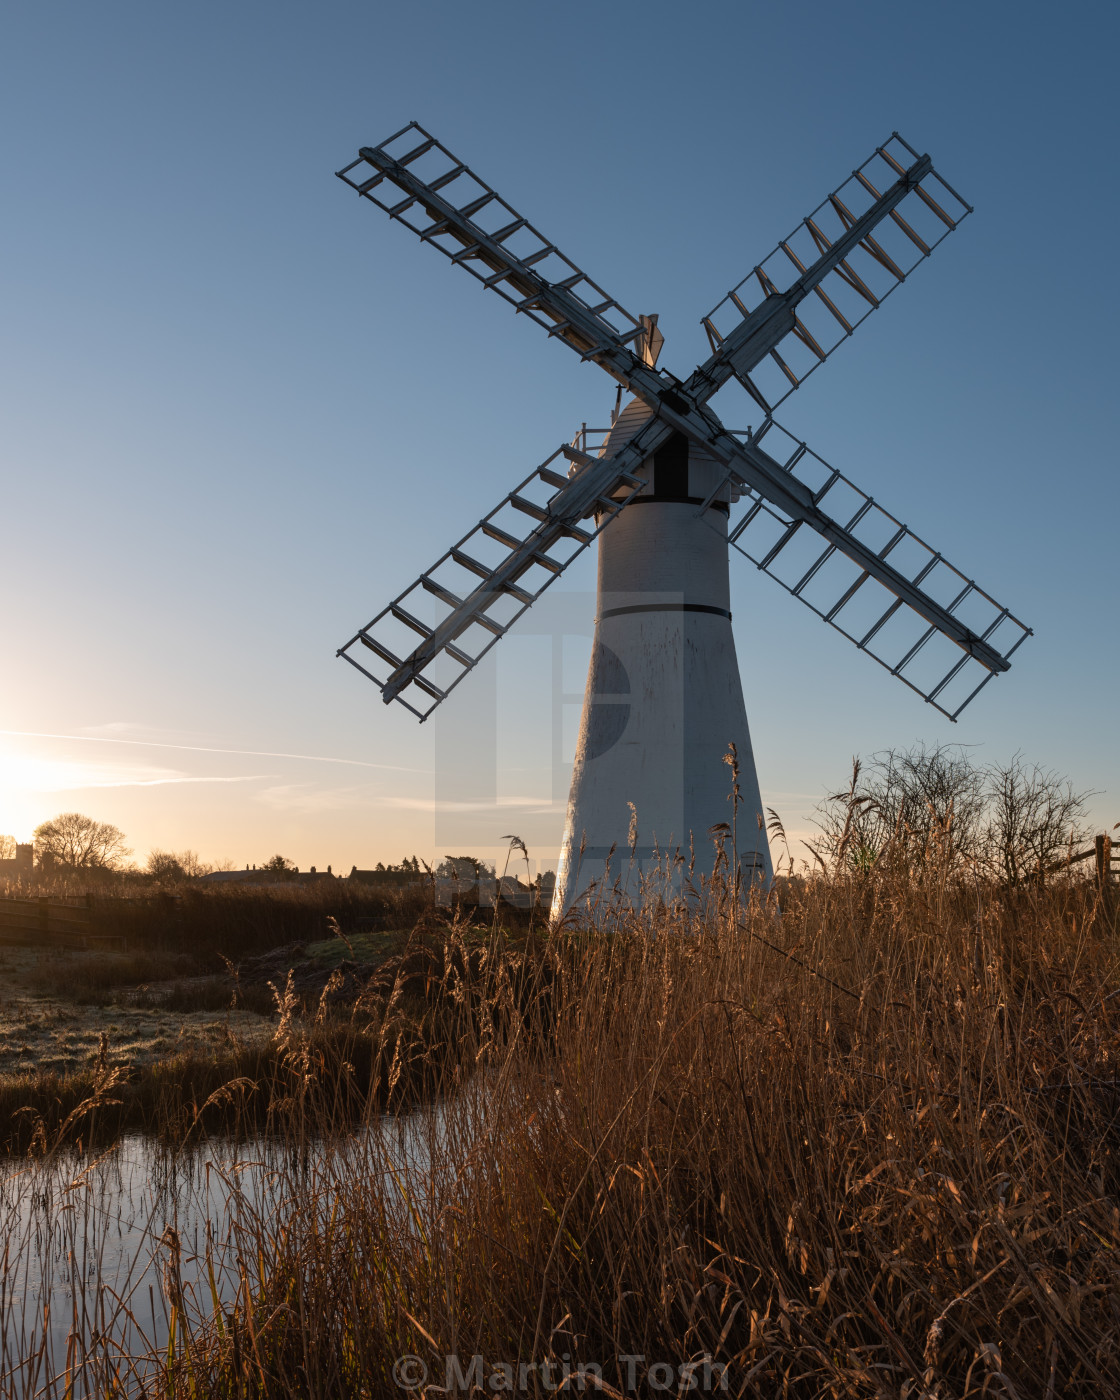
left=1, top=868, right=1118, bottom=1396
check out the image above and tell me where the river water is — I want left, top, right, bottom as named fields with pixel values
left=0, top=1112, right=438, bottom=1398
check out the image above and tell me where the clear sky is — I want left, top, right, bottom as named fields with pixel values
left=1, top=0, right=1116, bottom=874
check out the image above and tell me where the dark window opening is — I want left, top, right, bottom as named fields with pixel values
left=652, top=432, right=690, bottom=498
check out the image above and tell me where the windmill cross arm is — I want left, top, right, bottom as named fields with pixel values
left=339, top=125, right=1017, bottom=720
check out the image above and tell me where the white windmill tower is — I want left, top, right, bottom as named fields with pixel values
left=554, top=362, right=772, bottom=909
left=334, top=125, right=1031, bottom=918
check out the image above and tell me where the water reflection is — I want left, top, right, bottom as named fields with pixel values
left=0, top=1112, right=436, bottom=1397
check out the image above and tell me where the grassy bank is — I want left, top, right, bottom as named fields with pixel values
left=2, top=870, right=1119, bottom=1396
left=0, top=880, right=472, bottom=1147
left=0, top=924, right=514, bottom=1151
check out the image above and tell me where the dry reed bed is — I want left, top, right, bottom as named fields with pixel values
left=0, top=931, right=460, bottom=1153
left=3, top=873, right=1119, bottom=1397
left=1, top=879, right=432, bottom=969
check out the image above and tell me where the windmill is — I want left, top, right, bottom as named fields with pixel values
left=335, top=124, right=1031, bottom=918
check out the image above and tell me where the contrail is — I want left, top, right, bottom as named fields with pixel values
left=0, top=730, right=426, bottom=774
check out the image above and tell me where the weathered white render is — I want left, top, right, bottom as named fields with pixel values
left=552, top=399, right=772, bottom=919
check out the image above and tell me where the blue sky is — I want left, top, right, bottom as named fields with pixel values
left=1, top=0, right=1116, bottom=872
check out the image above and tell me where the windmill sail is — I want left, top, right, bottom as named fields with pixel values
left=338, top=437, right=654, bottom=720
left=336, top=123, right=644, bottom=370
left=708, top=420, right=1031, bottom=719
left=341, top=407, right=1028, bottom=721
left=336, top=124, right=1028, bottom=722
left=696, top=135, right=971, bottom=415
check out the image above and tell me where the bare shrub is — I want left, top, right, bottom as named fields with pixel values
left=811, top=744, right=1091, bottom=883
left=979, top=752, right=1093, bottom=886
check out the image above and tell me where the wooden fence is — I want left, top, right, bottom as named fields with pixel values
left=1058, top=832, right=1119, bottom=890
left=0, top=895, right=127, bottom=951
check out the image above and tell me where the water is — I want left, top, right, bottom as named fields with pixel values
left=0, top=1114, right=437, bottom=1397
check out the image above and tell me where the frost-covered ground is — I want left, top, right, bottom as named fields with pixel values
left=0, top=945, right=270, bottom=1078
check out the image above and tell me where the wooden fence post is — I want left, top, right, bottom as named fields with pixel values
left=1098, top=834, right=1112, bottom=894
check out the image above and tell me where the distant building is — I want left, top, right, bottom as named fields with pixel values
left=0, top=844, right=34, bottom=882
left=303, top=866, right=335, bottom=881
left=436, top=873, right=555, bottom=910
left=200, top=863, right=336, bottom=887
left=199, top=867, right=267, bottom=886
left=478, top=876, right=537, bottom=910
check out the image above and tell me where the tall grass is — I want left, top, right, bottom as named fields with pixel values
left=2, top=865, right=1118, bottom=1397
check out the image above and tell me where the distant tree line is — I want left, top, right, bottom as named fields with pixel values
left=4, top=814, right=501, bottom=889
left=369, top=856, right=496, bottom=879
left=6, top=748, right=1099, bottom=894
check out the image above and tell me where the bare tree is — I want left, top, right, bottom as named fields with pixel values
left=147, top=849, right=211, bottom=882
left=34, top=813, right=130, bottom=870
left=0, top=836, right=15, bottom=861
left=979, top=754, right=1091, bottom=887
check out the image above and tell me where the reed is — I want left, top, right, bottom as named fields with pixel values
left=2, top=879, right=433, bottom=969
left=1, top=862, right=1117, bottom=1397
left=0, top=926, right=482, bottom=1153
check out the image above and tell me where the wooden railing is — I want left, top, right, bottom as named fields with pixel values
left=0, top=895, right=126, bottom=951
left=1054, top=832, right=1118, bottom=889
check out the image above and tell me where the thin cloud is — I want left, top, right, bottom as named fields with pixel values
left=0, top=752, right=267, bottom=794
left=0, top=729, right=425, bottom=774
left=97, top=774, right=264, bottom=790
left=384, top=795, right=551, bottom=813
left=255, top=783, right=379, bottom=814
